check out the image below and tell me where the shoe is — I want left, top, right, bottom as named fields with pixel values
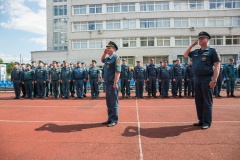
left=193, top=122, right=203, bottom=126
left=179, top=94, right=183, bottom=98
left=83, top=95, right=87, bottom=97
left=165, top=96, right=169, bottom=98
left=201, top=125, right=210, bottom=129
left=231, top=93, right=236, bottom=97
left=126, top=95, right=130, bottom=98
left=107, top=122, right=117, bottom=127
left=153, top=95, right=157, bottom=98
left=148, top=95, right=151, bottom=98
left=122, top=94, right=125, bottom=98
left=218, top=95, right=222, bottom=97
left=102, top=121, right=111, bottom=125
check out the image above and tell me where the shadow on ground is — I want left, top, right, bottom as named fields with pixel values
left=35, top=123, right=103, bottom=133
left=122, top=125, right=200, bottom=138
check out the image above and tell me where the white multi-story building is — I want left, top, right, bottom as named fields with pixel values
left=31, top=0, right=240, bottom=67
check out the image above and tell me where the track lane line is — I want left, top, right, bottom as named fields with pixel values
left=136, top=98, right=143, bottom=160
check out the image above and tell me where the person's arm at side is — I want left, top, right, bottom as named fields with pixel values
left=209, top=62, right=220, bottom=88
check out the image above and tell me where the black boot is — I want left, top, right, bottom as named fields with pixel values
left=231, top=92, right=236, bottom=97
left=227, top=92, right=230, bottom=97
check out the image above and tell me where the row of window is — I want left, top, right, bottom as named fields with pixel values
left=71, top=36, right=240, bottom=50
left=71, top=17, right=240, bottom=32
left=53, top=0, right=67, bottom=2
left=68, top=0, right=240, bottom=16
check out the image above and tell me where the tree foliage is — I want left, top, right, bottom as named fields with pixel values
left=0, top=58, right=3, bottom=63
left=7, top=62, right=15, bottom=74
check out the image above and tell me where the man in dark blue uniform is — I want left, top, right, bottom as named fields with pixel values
left=69, top=62, right=75, bottom=97
left=134, top=60, right=145, bottom=98
left=214, top=65, right=224, bottom=97
left=171, top=60, right=176, bottom=97
left=72, top=61, right=87, bottom=99
left=225, top=58, right=238, bottom=97
left=184, top=31, right=220, bottom=129
left=20, top=63, right=26, bottom=98
left=172, top=59, right=185, bottom=98
left=120, top=59, right=130, bottom=98
left=158, top=60, right=171, bottom=98
left=88, top=60, right=100, bottom=99
left=185, top=59, right=195, bottom=97
left=49, top=64, right=53, bottom=96
left=31, top=61, right=37, bottom=97
left=101, top=41, right=121, bottom=127
left=22, top=64, right=34, bottom=99
left=34, top=60, right=47, bottom=99
left=81, top=62, right=88, bottom=97
left=44, top=63, right=50, bottom=97
left=157, top=61, right=163, bottom=96
left=184, top=62, right=189, bottom=97
left=146, top=59, right=157, bottom=98
left=60, top=60, right=71, bottom=99
left=11, top=62, right=21, bottom=99
left=50, top=60, right=61, bottom=99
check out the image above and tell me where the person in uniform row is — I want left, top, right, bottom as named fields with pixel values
left=120, top=59, right=130, bottom=98
left=20, top=63, right=26, bottom=98
left=184, top=31, right=220, bottom=129
left=44, top=63, right=50, bottom=97
left=171, top=60, right=176, bottom=97
left=184, top=62, right=189, bottom=97
left=31, top=61, right=37, bottom=97
left=69, top=62, right=75, bottom=97
left=72, top=61, right=87, bottom=99
left=81, top=62, right=88, bottom=98
left=158, top=60, right=171, bottom=98
left=185, top=59, right=195, bottom=97
left=225, top=58, right=238, bottom=97
left=50, top=60, right=61, bottom=99
left=172, top=59, right=185, bottom=98
left=49, top=64, right=53, bottom=96
left=157, top=61, right=163, bottom=96
left=146, top=58, right=157, bottom=98
left=60, top=60, right=71, bottom=99
left=11, top=62, right=21, bottom=99
left=134, top=60, right=145, bottom=98
left=88, top=60, right=100, bottom=99
left=34, top=60, right=47, bottom=99
left=101, top=41, right=121, bottom=127
left=22, top=64, right=34, bottom=99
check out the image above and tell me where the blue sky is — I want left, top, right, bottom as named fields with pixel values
left=0, top=0, right=46, bottom=63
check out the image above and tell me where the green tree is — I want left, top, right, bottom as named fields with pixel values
left=0, top=58, right=3, bottom=63
left=7, top=62, right=15, bottom=74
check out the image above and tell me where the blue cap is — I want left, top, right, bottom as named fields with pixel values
left=77, top=61, right=81, bottom=64
left=229, top=58, right=234, bottom=61
left=198, top=31, right=211, bottom=39
left=15, top=62, right=19, bottom=65
left=106, top=41, right=118, bottom=51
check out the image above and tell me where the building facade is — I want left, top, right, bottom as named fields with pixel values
left=31, top=0, right=240, bottom=67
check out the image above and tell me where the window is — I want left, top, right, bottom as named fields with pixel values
left=210, top=0, right=240, bottom=9
left=174, top=18, right=189, bottom=27
left=53, top=32, right=67, bottom=45
left=140, top=37, right=154, bottom=46
left=233, top=17, right=240, bottom=26
left=189, top=1, right=204, bottom=10
left=121, top=3, right=135, bottom=12
left=54, top=0, right=67, bottom=2
left=54, top=18, right=67, bottom=30
left=89, top=40, right=103, bottom=48
left=89, top=4, right=102, bottom=14
left=175, top=37, right=189, bottom=46
left=140, top=1, right=169, bottom=11
left=73, top=5, right=86, bottom=15
left=54, top=5, right=67, bottom=16
left=157, top=37, right=170, bottom=46
left=106, top=20, right=121, bottom=30
left=107, top=3, right=135, bottom=12
left=73, top=21, right=102, bottom=31
left=208, top=18, right=224, bottom=26
left=140, top=19, right=170, bottom=28
left=174, top=1, right=188, bottom=10
left=107, top=4, right=120, bottom=12
left=190, top=18, right=205, bottom=27
left=225, top=36, right=240, bottom=45
left=122, top=38, right=137, bottom=47
left=73, top=40, right=88, bottom=50
left=210, top=36, right=224, bottom=45
left=122, top=20, right=136, bottom=29
left=174, top=1, right=203, bottom=10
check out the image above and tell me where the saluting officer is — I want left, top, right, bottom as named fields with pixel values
left=22, top=64, right=34, bottom=99
left=172, top=59, right=184, bottom=98
left=225, top=58, right=238, bottom=97
left=69, top=62, right=75, bottom=97
left=60, top=60, right=71, bottom=99
left=120, top=59, right=130, bottom=98
left=34, top=60, right=47, bottom=99
left=31, top=60, right=37, bottom=97
left=88, top=60, right=100, bottom=99
left=101, top=41, right=121, bottom=127
left=134, top=60, right=145, bottom=98
left=157, top=61, right=163, bottom=96
left=50, top=60, right=61, bottom=99
left=185, top=59, right=195, bottom=97
left=11, top=62, right=21, bottom=99
left=184, top=31, right=220, bottom=129
left=158, top=60, right=171, bottom=98
left=72, top=61, right=87, bottom=99
left=146, top=58, right=157, bottom=98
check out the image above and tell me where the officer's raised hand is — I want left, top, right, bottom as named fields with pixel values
left=191, top=40, right=198, bottom=48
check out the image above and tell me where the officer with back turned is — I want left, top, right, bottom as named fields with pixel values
left=101, top=41, right=121, bottom=127
left=88, top=60, right=100, bottom=99
left=146, top=58, right=157, bottom=98
left=134, top=60, right=145, bottom=98
left=11, top=62, right=21, bottom=99
left=184, top=31, right=220, bottom=129
left=158, top=60, right=171, bottom=98
left=22, top=64, right=35, bottom=99
left=225, top=58, right=238, bottom=97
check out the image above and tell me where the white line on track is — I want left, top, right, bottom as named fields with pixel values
left=135, top=98, right=143, bottom=160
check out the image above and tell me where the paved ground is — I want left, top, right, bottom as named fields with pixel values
left=0, top=91, right=240, bottom=160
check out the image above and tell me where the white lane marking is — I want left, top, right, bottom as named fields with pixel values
left=136, top=98, right=143, bottom=160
